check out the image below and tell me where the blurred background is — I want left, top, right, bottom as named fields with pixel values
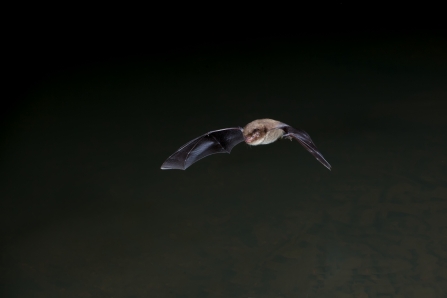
left=1, top=8, right=447, bottom=298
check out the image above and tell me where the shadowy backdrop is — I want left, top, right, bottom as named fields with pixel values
left=1, top=11, right=447, bottom=298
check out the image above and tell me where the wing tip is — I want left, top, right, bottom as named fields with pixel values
left=160, top=162, right=186, bottom=170
left=320, top=160, right=332, bottom=171
left=160, top=167, right=186, bottom=170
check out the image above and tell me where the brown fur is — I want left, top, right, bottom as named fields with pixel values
left=243, top=119, right=285, bottom=145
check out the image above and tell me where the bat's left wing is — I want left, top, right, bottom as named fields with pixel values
left=161, top=128, right=244, bottom=170
left=280, top=125, right=332, bottom=170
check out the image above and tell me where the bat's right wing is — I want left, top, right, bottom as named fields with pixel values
left=281, top=125, right=332, bottom=170
left=161, top=128, right=244, bottom=170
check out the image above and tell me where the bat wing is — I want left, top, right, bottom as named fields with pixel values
left=281, top=125, right=332, bottom=170
left=161, top=128, right=244, bottom=170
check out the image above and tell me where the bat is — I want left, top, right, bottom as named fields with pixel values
left=161, top=118, right=331, bottom=170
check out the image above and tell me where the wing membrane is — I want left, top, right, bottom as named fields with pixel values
left=161, top=128, right=244, bottom=170
left=282, top=126, right=332, bottom=170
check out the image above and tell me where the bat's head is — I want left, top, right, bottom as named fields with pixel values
left=243, top=118, right=285, bottom=145
left=243, top=120, right=270, bottom=145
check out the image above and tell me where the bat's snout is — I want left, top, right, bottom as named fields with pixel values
left=244, top=135, right=255, bottom=144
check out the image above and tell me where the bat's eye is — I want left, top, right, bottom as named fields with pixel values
left=253, top=128, right=259, bottom=133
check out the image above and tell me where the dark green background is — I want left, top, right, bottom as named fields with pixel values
left=1, top=27, right=447, bottom=297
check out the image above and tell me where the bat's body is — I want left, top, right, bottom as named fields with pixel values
left=161, top=118, right=331, bottom=170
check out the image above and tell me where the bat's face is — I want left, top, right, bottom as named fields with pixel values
left=243, top=119, right=285, bottom=146
left=243, top=123, right=268, bottom=145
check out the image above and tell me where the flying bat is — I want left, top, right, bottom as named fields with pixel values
left=161, top=118, right=331, bottom=170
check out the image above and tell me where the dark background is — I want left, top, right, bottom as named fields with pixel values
left=1, top=10, right=447, bottom=298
